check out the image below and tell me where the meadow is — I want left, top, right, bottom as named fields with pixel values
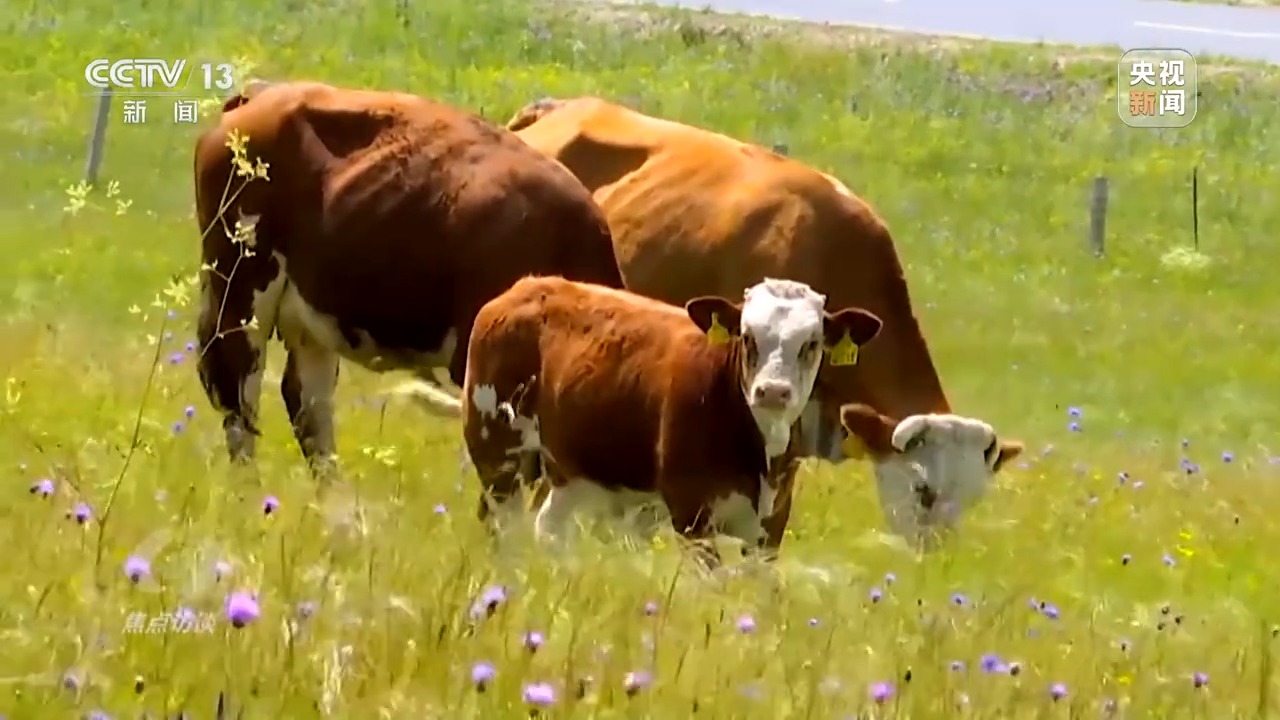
left=3, top=0, right=1280, bottom=716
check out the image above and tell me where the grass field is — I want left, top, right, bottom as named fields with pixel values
left=4, top=0, right=1280, bottom=716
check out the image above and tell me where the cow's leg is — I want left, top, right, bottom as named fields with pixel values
left=668, top=502, right=724, bottom=571
left=815, top=400, right=844, bottom=462
left=195, top=254, right=286, bottom=468
left=533, top=478, right=618, bottom=546
left=758, top=457, right=803, bottom=560
left=279, top=337, right=341, bottom=479
left=796, top=400, right=823, bottom=458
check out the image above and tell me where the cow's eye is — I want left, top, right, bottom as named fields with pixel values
left=742, top=334, right=758, bottom=364
left=913, top=481, right=937, bottom=510
left=801, top=340, right=819, bottom=358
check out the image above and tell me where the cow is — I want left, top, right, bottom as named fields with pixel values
left=192, top=81, right=624, bottom=477
left=459, top=275, right=882, bottom=564
left=503, top=96, right=1023, bottom=547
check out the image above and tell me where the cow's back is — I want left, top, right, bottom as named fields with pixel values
left=515, top=99, right=947, bottom=421
left=201, top=82, right=623, bottom=378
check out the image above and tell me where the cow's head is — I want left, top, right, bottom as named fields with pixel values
left=838, top=404, right=1024, bottom=546
left=687, top=279, right=883, bottom=458
left=505, top=97, right=568, bottom=132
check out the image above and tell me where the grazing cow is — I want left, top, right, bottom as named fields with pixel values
left=461, top=275, right=882, bottom=561
left=505, top=96, right=1023, bottom=547
left=193, top=81, right=624, bottom=475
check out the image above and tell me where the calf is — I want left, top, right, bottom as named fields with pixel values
left=192, top=81, right=623, bottom=475
left=460, top=275, right=882, bottom=560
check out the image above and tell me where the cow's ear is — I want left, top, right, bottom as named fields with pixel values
left=838, top=403, right=898, bottom=460
left=685, top=297, right=742, bottom=345
left=506, top=97, right=563, bottom=131
left=985, top=438, right=1024, bottom=473
left=822, top=307, right=882, bottom=367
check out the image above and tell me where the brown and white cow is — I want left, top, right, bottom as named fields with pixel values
left=192, top=81, right=624, bottom=475
left=504, top=96, right=1023, bottom=546
left=459, top=275, right=881, bottom=561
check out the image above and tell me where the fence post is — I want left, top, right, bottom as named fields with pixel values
left=1191, top=166, right=1200, bottom=251
left=772, top=142, right=789, bottom=156
left=1089, top=176, right=1109, bottom=257
left=84, top=89, right=113, bottom=187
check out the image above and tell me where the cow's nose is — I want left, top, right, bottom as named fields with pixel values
left=752, top=382, right=792, bottom=408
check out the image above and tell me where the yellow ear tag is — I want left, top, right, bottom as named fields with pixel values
left=706, top=312, right=732, bottom=345
left=828, top=330, right=859, bottom=367
left=840, top=434, right=869, bottom=460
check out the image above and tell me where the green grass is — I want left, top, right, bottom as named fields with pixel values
left=4, top=0, right=1280, bottom=716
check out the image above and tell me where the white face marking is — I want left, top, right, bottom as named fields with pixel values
left=869, top=414, right=1001, bottom=543
left=737, top=279, right=829, bottom=457
left=710, top=492, right=766, bottom=546
left=471, top=384, right=499, bottom=418
left=503, top=413, right=542, bottom=456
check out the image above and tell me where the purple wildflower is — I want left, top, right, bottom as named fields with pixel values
left=262, top=495, right=280, bottom=515
left=433, top=503, right=447, bottom=514
left=884, top=572, right=896, bottom=585
left=522, top=682, right=556, bottom=706
left=1117, top=471, right=1129, bottom=484
left=185, top=341, right=196, bottom=352
left=949, top=660, right=965, bottom=672
left=30, top=479, right=55, bottom=498
left=296, top=600, right=318, bottom=620
left=951, top=592, right=968, bottom=607
left=214, top=560, right=232, bottom=581
left=172, top=421, right=185, bottom=434
left=70, top=502, right=92, bottom=524
left=1067, top=407, right=1081, bottom=418
left=471, top=662, right=495, bottom=691
left=1041, top=603, right=1060, bottom=620
left=869, top=587, right=883, bottom=603
left=523, top=630, right=545, bottom=652
left=469, top=585, right=507, bottom=620
left=1163, top=553, right=1176, bottom=567
left=643, top=600, right=659, bottom=616
left=168, top=352, right=184, bottom=365
left=124, top=555, right=151, bottom=583
left=736, top=614, right=756, bottom=634
left=869, top=681, right=895, bottom=703
left=807, top=617, right=819, bottom=627
left=1068, top=421, right=1081, bottom=432
left=225, top=591, right=260, bottom=628
left=980, top=653, right=1007, bottom=673
left=1049, top=682, right=1068, bottom=701
left=623, top=670, right=652, bottom=696
left=1192, top=672, right=1209, bottom=688
left=1221, top=451, right=1233, bottom=463
left=184, top=405, right=196, bottom=419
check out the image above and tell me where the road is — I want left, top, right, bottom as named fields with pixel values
left=604, top=0, right=1280, bottom=65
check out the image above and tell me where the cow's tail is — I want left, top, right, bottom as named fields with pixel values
left=383, top=379, right=464, bottom=418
